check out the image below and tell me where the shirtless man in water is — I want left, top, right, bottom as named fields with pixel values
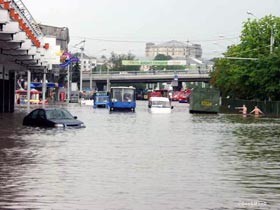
left=236, top=104, right=247, bottom=115
left=250, top=106, right=264, bottom=116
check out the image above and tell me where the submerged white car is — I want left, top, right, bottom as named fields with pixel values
left=148, top=97, right=174, bottom=113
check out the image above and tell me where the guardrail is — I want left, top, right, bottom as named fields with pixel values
left=90, top=69, right=210, bottom=76
left=83, top=70, right=211, bottom=83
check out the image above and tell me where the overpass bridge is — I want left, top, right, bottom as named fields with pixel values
left=82, top=70, right=211, bottom=89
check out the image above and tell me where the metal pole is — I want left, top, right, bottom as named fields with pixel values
left=27, top=70, right=31, bottom=113
left=80, top=47, right=84, bottom=92
left=42, top=69, right=46, bottom=108
left=270, top=28, right=274, bottom=54
left=80, top=40, right=86, bottom=93
left=67, top=64, right=70, bottom=103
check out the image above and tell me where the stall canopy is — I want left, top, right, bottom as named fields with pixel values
left=16, top=88, right=42, bottom=94
left=30, top=82, right=62, bottom=88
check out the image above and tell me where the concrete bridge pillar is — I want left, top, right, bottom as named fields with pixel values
left=173, top=81, right=183, bottom=91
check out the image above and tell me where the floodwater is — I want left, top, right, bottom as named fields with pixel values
left=0, top=101, right=279, bottom=210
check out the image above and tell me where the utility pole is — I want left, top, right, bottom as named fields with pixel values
left=67, top=64, right=70, bottom=103
left=80, top=40, right=85, bottom=92
left=270, top=29, right=274, bottom=54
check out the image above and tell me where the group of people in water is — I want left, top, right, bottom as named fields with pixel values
left=236, top=105, right=264, bottom=116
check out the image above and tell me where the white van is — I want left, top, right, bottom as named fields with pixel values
left=148, top=97, right=173, bottom=113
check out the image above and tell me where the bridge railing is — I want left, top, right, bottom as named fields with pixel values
left=91, top=69, right=210, bottom=76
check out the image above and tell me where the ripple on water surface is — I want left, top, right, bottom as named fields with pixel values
left=0, top=102, right=279, bottom=209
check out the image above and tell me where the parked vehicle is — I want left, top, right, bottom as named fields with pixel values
left=148, top=89, right=169, bottom=99
left=143, top=89, right=152, bottom=100
left=189, top=87, right=220, bottom=114
left=136, top=89, right=144, bottom=100
left=178, top=89, right=191, bottom=103
left=93, top=91, right=109, bottom=108
left=23, top=108, right=85, bottom=128
left=109, top=86, right=136, bottom=112
left=172, top=91, right=181, bottom=101
left=148, top=97, right=173, bottom=114
left=70, top=91, right=80, bottom=103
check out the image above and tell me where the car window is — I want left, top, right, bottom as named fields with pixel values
left=46, top=110, right=60, bottom=119
left=60, top=109, right=74, bottom=119
left=46, top=109, right=73, bottom=120
left=30, top=110, right=39, bottom=119
left=38, top=110, right=46, bottom=119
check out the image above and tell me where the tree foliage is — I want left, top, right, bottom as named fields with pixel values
left=154, top=54, right=172, bottom=60
left=211, top=15, right=280, bottom=100
left=109, top=52, right=139, bottom=71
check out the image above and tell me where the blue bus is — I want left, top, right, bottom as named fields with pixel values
left=93, top=91, right=109, bottom=108
left=109, top=86, right=136, bottom=112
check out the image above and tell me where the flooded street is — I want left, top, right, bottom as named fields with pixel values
left=0, top=101, right=279, bottom=209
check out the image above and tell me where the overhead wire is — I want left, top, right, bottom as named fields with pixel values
left=71, top=35, right=240, bottom=44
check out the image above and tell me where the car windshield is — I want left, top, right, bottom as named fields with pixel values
left=45, top=109, right=74, bottom=120
left=151, top=101, right=171, bottom=108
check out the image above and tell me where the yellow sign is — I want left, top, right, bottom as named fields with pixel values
left=201, top=100, right=212, bottom=107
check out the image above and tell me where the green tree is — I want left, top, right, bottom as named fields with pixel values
left=211, top=15, right=280, bottom=100
left=109, top=52, right=139, bottom=72
left=154, top=54, right=172, bottom=60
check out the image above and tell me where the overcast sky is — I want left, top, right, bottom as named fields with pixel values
left=23, top=0, right=280, bottom=59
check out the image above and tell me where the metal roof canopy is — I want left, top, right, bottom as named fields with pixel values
left=0, top=1, right=47, bottom=71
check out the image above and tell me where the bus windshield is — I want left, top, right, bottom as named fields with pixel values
left=111, top=88, right=135, bottom=102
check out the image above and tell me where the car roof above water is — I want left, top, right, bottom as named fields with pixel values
left=149, top=97, right=169, bottom=102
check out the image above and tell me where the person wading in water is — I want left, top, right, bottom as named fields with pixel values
left=250, top=106, right=264, bottom=116
left=236, top=104, right=247, bottom=116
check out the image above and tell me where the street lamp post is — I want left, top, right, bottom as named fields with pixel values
left=90, top=66, right=93, bottom=90
left=80, top=42, right=85, bottom=91
left=247, top=11, right=274, bottom=54
left=67, top=64, right=70, bottom=103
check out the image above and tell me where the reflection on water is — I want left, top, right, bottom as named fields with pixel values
left=0, top=102, right=279, bottom=209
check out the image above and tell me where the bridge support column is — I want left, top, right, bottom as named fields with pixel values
left=178, top=81, right=183, bottom=90
left=173, top=81, right=183, bottom=91
left=91, top=81, right=97, bottom=91
left=156, top=82, right=160, bottom=90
